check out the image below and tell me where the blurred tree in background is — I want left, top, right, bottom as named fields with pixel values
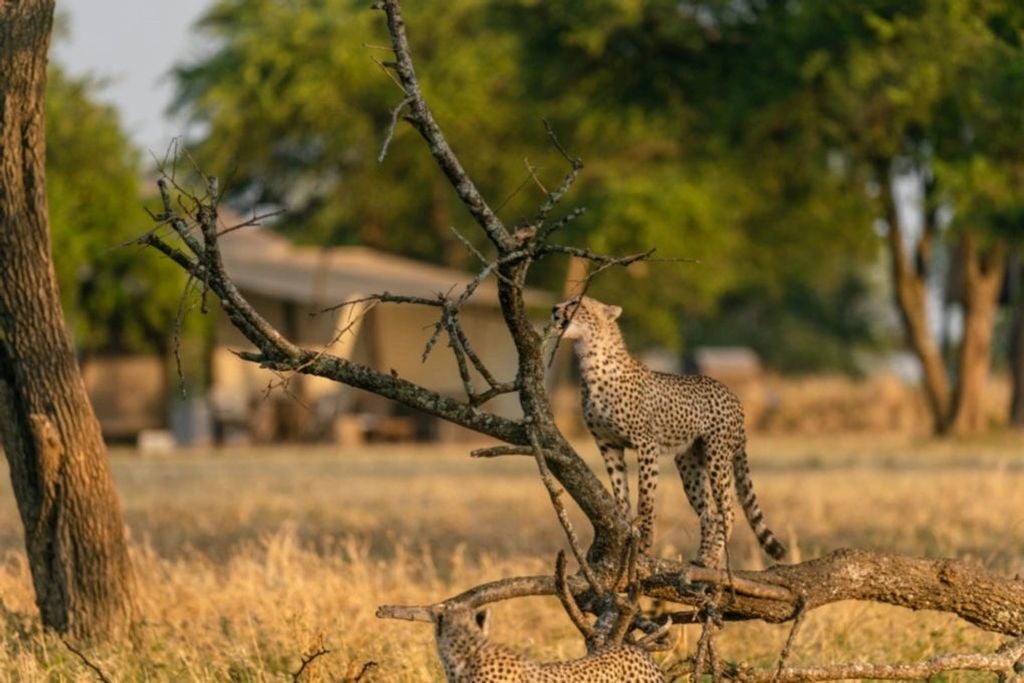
left=47, top=66, right=186, bottom=357
left=497, top=0, right=1024, bottom=432
left=171, top=0, right=1024, bottom=431
left=171, top=0, right=880, bottom=371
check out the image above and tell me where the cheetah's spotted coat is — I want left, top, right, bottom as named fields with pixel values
left=434, top=606, right=665, bottom=682
left=552, top=296, right=786, bottom=568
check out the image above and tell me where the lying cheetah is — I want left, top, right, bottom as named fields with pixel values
left=551, top=295, right=786, bottom=568
left=434, top=605, right=665, bottom=682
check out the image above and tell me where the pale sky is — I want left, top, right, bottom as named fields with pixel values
left=54, top=0, right=214, bottom=155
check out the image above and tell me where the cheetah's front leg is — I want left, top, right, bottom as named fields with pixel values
left=598, top=442, right=631, bottom=520
left=635, top=440, right=661, bottom=553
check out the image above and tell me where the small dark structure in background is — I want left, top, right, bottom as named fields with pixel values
left=85, top=228, right=552, bottom=447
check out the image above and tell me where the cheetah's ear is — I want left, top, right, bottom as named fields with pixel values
left=474, top=608, right=491, bottom=637
left=604, top=303, right=622, bottom=321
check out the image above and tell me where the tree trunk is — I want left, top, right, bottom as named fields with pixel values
left=879, top=170, right=951, bottom=434
left=0, top=0, right=134, bottom=640
left=948, top=233, right=1006, bottom=435
left=1009, top=248, right=1024, bottom=430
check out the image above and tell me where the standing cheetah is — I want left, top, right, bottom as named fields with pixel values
left=551, top=295, right=786, bottom=568
left=434, top=605, right=665, bottom=682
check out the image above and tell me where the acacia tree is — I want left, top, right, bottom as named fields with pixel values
left=748, top=2, right=1020, bottom=436
left=0, top=0, right=134, bottom=639
left=145, top=2, right=1024, bottom=678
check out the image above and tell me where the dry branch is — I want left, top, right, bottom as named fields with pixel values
left=62, top=639, right=113, bottom=683
left=372, top=0, right=514, bottom=251
left=643, top=548, right=1024, bottom=636
left=555, top=550, right=597, bottom=643
left=291, top=643, right=331, bottom=682
left=348, top=660, right=379, bottom=683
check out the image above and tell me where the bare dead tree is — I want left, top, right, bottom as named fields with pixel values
left=139, top=1, right=1024, bottom=679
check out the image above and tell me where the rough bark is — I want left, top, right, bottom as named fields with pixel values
left=643, top=548, right=1024, bottom=636
left=383, top=548, right=1024, bottom=638
left=0, top=0, right=134, bottom=639
left=948, top=233, right=1007, bottom=435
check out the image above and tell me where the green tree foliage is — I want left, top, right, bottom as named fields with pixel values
left=47, top=66, right=184, bottom=355
left=172, top=0, right=550, bottom=267
left=184, top=0, right=1002, bottom=370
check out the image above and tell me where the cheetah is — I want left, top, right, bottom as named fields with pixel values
left=551, top=295, right=786, bottom=568
left=434, top=604, right=665, bottom=682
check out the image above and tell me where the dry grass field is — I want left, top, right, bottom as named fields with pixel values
left=1, top=432, right=1023, bottom=681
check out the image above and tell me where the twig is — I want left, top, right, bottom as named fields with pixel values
left=542, top=244, right=657, bottom=267
left=543, top=118, right=579, bottom=167
left=375, top=0, right=514, bottom=250
left=171, top=273, right=199, bottom=398
left=467, top=382, right=519, bottom=407
left=769, top=597, right=806, bottom=683
left=378, top=95, right=412, bottom=162
left=314, top=292, right=443, bottom=317
left=444, top=310, right=476, bottom=398
left=138, top=233, right=202, bottom=277
left=495, top=168, right=542, bottom=213
left=538, top=206, right=586, bottom=242
left=555, top=550, right=597, bottom=643
left=448, top=226, right=516, bottom=287
left=156, top=177, right=204, bottom=256
left=369, top=54, right=408, bottom=94
left=523, top=157, right=548, bottom=195
left=61, top=639, right=112, bottom=683
left=291, top=643, right=332, bottom=682
left=528, top=428, right=602, bottom=595
left=350, top=660, right=379, bottom=682
left=526, top=120, right=583, bottom=233
left=215, top=207, right=287, bottom=237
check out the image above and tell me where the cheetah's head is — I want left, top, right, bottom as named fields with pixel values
left=434, top=604, right=491, bottom=657
left=551, top=295, right=623, bottom=343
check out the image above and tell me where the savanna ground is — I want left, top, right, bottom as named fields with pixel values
left=1, top=433, right=1023, bottom=681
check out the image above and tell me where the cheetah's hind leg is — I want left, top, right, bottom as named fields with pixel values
left=674, top=440, right=731, bottom=569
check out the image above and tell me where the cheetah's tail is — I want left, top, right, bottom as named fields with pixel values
left=733, top=449, right=786, bottom=561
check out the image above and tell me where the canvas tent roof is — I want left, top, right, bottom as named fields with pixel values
left=219, top=228, right=550, bottom=308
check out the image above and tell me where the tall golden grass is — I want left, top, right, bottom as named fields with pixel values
left=1, top=433, right=1022, bottom=681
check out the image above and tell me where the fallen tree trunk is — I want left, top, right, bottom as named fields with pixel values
left=381, top=548, right=1024, bottom=637
left=642, top=548, right=1024, bottom=636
